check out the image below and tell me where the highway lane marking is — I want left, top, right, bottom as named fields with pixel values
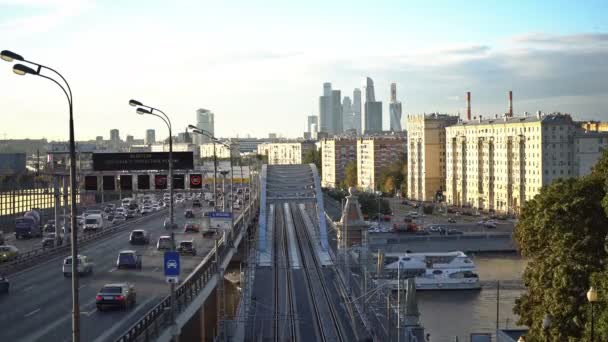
left=91, top=295, right=159, bottom=342
left=22, top=285, right=35, bottom=292
left=24, top=308, right=41, bottom=317
left=153, top=267, right=160, bottom=272
left=109, top=267, right=117, bottom=273
left=78, top=284, right=87, bottom=290
left=83, top=309, right=97, bottom=316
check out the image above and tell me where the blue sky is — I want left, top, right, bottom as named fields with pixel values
left=1, top=0, right=607, bottom=140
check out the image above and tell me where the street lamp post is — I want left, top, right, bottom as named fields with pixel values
left=187, top=125, right=218, bottom=210
left=587, top=286, right=599, bottom=342
left=128, top=99, right=179, bottom=341
left=2, top=49, right=81, bottom=342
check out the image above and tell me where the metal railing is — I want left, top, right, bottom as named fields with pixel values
left=0, top=207, right=168, bottom=275
left=115, top=196, right=260, bottom=342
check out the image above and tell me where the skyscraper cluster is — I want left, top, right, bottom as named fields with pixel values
left=314, top=77, right=402, bottom=137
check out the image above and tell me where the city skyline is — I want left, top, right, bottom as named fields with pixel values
left=1, top=0, right=607, bottom=140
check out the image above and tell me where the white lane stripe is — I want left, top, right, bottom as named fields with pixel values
left=24, top=308, right=41, bottom=317
left=22, top=285, right=35, bottom=292
left=91, top=295, right=159, bottom=342
left=108, top=267, right=116, bottom=273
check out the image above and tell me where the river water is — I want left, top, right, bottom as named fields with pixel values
left=417, top=254, right=527, bottom=342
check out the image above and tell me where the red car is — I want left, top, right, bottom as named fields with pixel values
left=184, top=222, right=200, bottom=233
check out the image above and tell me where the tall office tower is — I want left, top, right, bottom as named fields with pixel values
left=110, top=129, right=120, bottom=144
left=342, top=96, right=353, bottom=131
left=319, top=82, right=333, bottom=134
left=331, top=89, right=343, bottom=134
left=352, top=88, right=362, bottom=134
left=307, top=115, right=318, bottom=134
left=126, top=135, right=134, bottom=144
left=194, top=108, right=214, bottom=144
left=389, top=83, right=403, bottom=132
left=145, top=129, right=156, bottom=145
left=362, top=77, right=382, bottom=134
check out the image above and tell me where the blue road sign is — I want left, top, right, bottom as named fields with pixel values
left=164, top=251, right=180, bottom=277
left=209, top=212, right=232, bottom=218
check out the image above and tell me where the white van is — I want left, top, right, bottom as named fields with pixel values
left=83, top=214, right=104, bottom=232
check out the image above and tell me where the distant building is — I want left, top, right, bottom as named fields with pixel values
left=145, top=129, right=155, bottom=145
left=303, top=132, right=312, bottom=139
left=389, top=83, right=403, bottom=132
left=352, top=88, right=362, bottom=134
left=151, top=142, right=199, bottom=159
left=0, top=153, right=26, bottom=175
left=357, top=134, right=407, bottom=191
left=332, top=89, right=343, bottom=134
left=194, top=109, right=214, bottom=144
left=319, top=82, right=333, bottom=134
left=200, top=141, right=240, bottom=159
left=129, top=145, right=152, bottom=153
left=268, top=133, right=278, bottom=139
left=362, top=77, right=382, bottom=134
left=307, top=115, right=318, bottom=135
left=176, top=132, right=192, bottom=144
left=579, top=120, right=608, bottom=132
left=320, top=137, right=357, bottom=188
left=407, top=113, right=459, bottom=201
left=232, top=138, right=270, bottom=153
left=342, top=96, right=354, bottom=131
left=110, top=129, right=120, bottom=146
left=126, top=135, right=134, bottom=144
left=310, top=124, right=318, bottom=140
left=256, top=141, right=316, bottom=165
left=445, top=112, right=608, bottom=213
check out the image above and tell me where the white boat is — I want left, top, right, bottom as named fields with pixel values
left=378, top=251, right=481, bottom=290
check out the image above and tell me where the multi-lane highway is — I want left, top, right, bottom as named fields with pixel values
left=0, top=203, right=225, bottom=342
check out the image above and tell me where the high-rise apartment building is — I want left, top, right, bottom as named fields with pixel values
left=320, top=137, right=357, bottom=188
left=353, top=88, right=362, bottom=134
left=307, top=115, right=318, bottom=134
left=145, top=129, right=155, bottom=145
left=357, top=135, right=408, bottom=191
left=256, top=141, right=316, bottom=165
left=126, top=135, right=134, bottom=144
left=407, top=113, right=459, bottom=201
left=362, top=77, right=382, bottom=134
left=200, top=141, right=240, bottom=159
left=445, top=113, right=608, bottom=214
left=194, top=109, right=214, bottom=144
left=389, top=83, right=403, bottom=132
left=342, top=97, right=353, bottom=131
left=110, top=129, right=120, bottom=144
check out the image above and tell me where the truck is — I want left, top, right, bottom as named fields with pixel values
left=15, top=210, right=42, bottom=239
left=83, top=214, right=104, bottom=232
left=392, top=222, right=421, bottom=234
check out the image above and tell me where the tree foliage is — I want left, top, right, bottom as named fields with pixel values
left=378, top=157, right=407, bottom=195
left=514, top=151, right=608, bottom=341
left=303, top=148, right=322, bottom=174
left=342, top=160, right=357, bottom=189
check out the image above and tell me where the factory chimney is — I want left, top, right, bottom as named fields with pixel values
left=508, top=90, right=513, bottom=117
left=466, top=91, right=471, bottom=121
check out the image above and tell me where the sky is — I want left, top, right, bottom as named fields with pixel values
left=1, top=0, right=607, bottom=141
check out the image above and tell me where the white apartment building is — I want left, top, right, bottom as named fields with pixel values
left=357, top=135, right=407, bottom=191
left=407, top=113, right=459, bottom=201
left=445, top=113, right=608, bottom=214
left=151, top=143, right=200, bottom=158
left=199, top=142, right=240, bottom=159
left=256, top=141, right=316, bottom=165
left=320, top=137, right=357, bottom=188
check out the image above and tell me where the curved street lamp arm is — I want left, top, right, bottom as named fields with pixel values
left=38, top=74, right=72, bottom=108
left=144, top=111, right=171, bottom=134
left=23, top=59, right=73, bottom=103
left=150, top=107, right=172, bottom=131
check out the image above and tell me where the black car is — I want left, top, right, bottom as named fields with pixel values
left=192, top=199, right=202, bottom=207
left=0, top=275, right=8, bottom=294
left=177, top=240, right=197, bottom=256
left=126, top=210, right=136, bottom=219
left=42, top=234, right=61, bottom=248
left=96, top=283, right=136, bottom=310
left=116, top=250, right=142, bottom=269
left=129, top=230, right=150, bottom=245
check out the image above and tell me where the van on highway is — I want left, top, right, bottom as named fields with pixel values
left=83, top=214, right=104, bottom=232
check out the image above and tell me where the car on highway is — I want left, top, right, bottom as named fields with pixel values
left=116, top=250, right=142, bottom=269
left=185, top=209, right=195, bottom=218
left=43, top=220, right=56, bottom=233
left=152, top=203, right=161, bottom=211
left=157, top=235, right=173, bottom=250
left=113, top=214, right=126, bottom=225
left=184, top=222, right=200, bottom=233
left=192, top=199, right=202, bottom=207
left=177, top=240, right=197, bottom=256
left=0, top=245, right=19, bottom=262
left=447, top=217, right=457, bottom=223
left=62, top=255, right=94, bottom=276
left=96, top=283, right=136, bottom=311
left=447, top=229, right=464, bottom=235
left=42, top=233, right=62, bottom=248
left=0, top=275, right=9, bottom=294
left=129, top=229, right=150, bottom=245
left=163, top=218, right=178, bottom=230
left=126, top=209, right=136, bottom=219
left=141, top=206, right=153, bottom=215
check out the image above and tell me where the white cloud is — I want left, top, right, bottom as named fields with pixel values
left=0, top=0, right=93, bottom=35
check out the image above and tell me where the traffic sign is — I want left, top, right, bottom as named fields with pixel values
left=164, top=251, right=180, bottom=283
left=208, top=212, right=232, bottom=218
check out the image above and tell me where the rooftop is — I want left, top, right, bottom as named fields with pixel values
left=452, top=112, right=574, bottom=127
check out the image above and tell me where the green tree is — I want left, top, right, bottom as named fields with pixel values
left=378, top=156, right=406, bottom=195
left=343, top=160, right=357, bottom=188
left=303, top=148, right=322, bottom=174
left=513, top=174, right=608, bottom=341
